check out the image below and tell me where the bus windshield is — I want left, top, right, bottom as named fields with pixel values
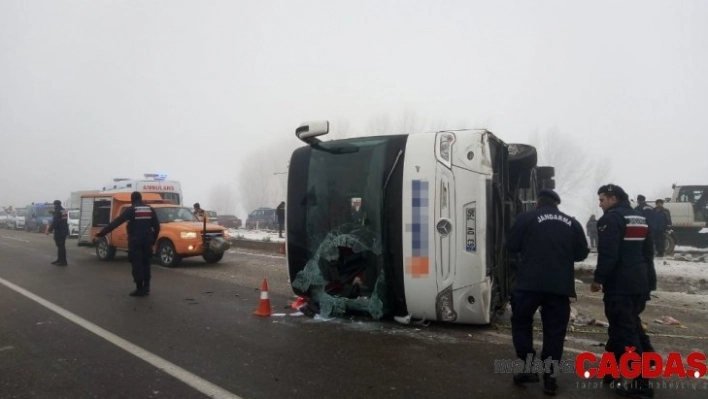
left=287, top=134, right=407, bottom=319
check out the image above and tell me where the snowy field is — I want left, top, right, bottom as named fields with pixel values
left=576, top=247, right=708, bottom=283
left=227, top=228, right=285, bottom=243
left=228, top=229, right=707, bottom=283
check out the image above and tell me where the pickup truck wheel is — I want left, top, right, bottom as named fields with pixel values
left=158, top=240, right=181, bottom=267
left=202, top=251, right=224, bottom=264
left=96, top=237, right=116, bottom=261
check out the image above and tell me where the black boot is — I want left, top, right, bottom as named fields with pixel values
left=130, top=281, right=147, bottom=297
left=543, top=375, right=558, bottom=396
left=615, top=378, right=654, bottom=398
left=513, top=372, right=539, bottom=385
left=144, top=280, right=150, bottom=295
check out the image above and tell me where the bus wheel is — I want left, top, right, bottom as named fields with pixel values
left=158, top=240, right=181, bottom=267
left=96, top=238, right=116, bottom=261
left=202, top=251, right=224, bottom=264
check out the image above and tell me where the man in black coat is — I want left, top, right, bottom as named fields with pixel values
left=592, top=184, right=656, bottom=397
left=46, top=200, right=69, bottom=266
left=95, top=192, right=161, bottom=296
left=276, top=201, right=285, bottom=238
left=507, top=189, right=589, bottom=395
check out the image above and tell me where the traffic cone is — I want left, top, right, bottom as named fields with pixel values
left=291, top=296, right=307, bottom=310
left=253, top=278, right=272, bottom=317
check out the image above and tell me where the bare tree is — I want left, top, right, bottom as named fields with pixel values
left=208, top=184, right=236, bottom=215
left=529, top=127, right=612, bottom=223
left=327, top=118, right=356, bottom=140
left=238, top=138, right=300, bottom=214
left=367, top=113, right=394, bottom=135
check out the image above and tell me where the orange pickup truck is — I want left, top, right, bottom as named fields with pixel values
left=77, top=192, right=231, bottom=267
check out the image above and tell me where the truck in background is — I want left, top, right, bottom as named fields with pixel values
left=649, top=184, right=708, bottom=253
left=286, top=121, right=555, bottom=325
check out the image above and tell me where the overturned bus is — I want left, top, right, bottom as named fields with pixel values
left=286, top=121, right=554, bottom=325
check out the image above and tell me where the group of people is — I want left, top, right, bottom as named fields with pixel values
left=586, top=194, right=672, bottom=257
left=507, top=185, right=656, bottom=397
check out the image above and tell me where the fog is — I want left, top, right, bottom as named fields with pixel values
left=1, top=0, right=707, bottom=221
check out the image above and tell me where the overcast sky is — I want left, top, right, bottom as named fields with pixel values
left=1, top=0, right=707, bottom=216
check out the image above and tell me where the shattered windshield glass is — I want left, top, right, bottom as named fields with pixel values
left=289, top=136, right=403, bottom=320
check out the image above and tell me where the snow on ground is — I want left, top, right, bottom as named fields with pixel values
left=227, top=228, right=285, bottom=243
left=230, top=228, right=707, bottom=282
left=576, top=251, right=708, bottom=282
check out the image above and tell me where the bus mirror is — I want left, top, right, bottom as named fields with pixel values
left=296, top=121, right=329, bottom=143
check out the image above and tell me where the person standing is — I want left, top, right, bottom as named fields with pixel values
left=507, top=189, right=589, bottom=396
left=591, top=184, right=656, bottom=397
left=586, top=214, right=598, bottom=249
left=95, top=192, right=161, bottom=296
left=276, top=201, right=285, bottom=238
left=653, top=199, right=672, bottom=257
left=46, top=200, right=69, bottom=266
left=193, top=203, right=208, bottom=223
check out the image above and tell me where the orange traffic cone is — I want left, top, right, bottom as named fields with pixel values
left=291, top=296, right=307, bottom=310
left=253, top=278, right=272, bottom=317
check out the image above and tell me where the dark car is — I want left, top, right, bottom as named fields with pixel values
left=220, top=214, right=242, bottom=229
left=245, top=207, right=277, bottom=230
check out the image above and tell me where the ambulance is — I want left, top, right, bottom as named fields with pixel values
left=101, top=174, right=183, bottom=205
left=286, top=121, right=554, bottom=325
left=77, top=192, right=230, bottom=267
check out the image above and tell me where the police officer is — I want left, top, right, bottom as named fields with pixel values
left=95, top=192, right=160, bottom=297
left=507, top=189, right=589, bottom=396
left=635, top=195, right=659, bottom=253
left=591, top=184, right=656, bottom=397
left=46, top=200, right=69, bottom=266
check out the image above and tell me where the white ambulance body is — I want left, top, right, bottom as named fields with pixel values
left=101, top=174, right=183, bottom=205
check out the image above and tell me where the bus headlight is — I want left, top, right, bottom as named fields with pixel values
left=435, top=132, right=456, bottom=169
left=435, top=286, right=457, bottom=322
left=180, top=231, right=198, bottom=239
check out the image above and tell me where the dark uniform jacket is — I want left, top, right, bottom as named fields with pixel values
left=98, top=202, right=160, bottom=244
left=507, top=204, right=589, bottom=298
left=655, top=208, right=672, bottom=231
left=635, top=203, right=658, bottom=231
left=48, top=205, right=69, bottom=238
left=595, top=201, right=657, bottom=295
left=276, top=203, right=285, bottom=224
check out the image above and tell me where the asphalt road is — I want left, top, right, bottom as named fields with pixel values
left=1, top=229, right=706, bottom=398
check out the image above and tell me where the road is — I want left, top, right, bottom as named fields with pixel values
left=1, top=229, right=706, bottom=398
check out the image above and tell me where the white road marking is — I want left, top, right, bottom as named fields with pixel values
left=1, top=236, right=30, bottom=243
left=0, top=276, right=243, bottom=399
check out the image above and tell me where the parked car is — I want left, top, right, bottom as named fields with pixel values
left=25, top=202, right=54, bottom=233
left=245, top=207, right=278, bottom=230
left=206, top=210, right=219, bottom=225
left=6, top=209, right=27, bottom=230
left=219, top=214, right=242, bottom=229
left=68, top=209, right=80, bottom=237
